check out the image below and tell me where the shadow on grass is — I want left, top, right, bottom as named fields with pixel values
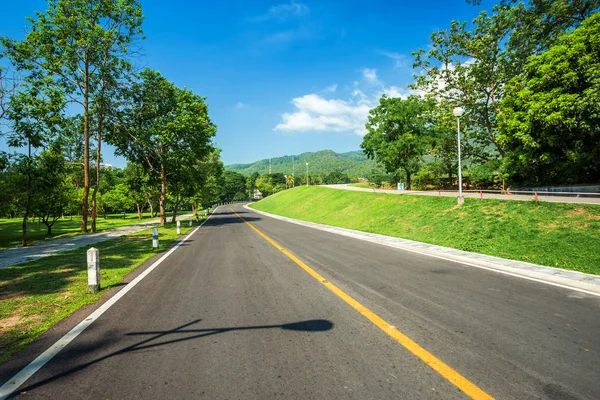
left=15, top=319, right=334, bottom=394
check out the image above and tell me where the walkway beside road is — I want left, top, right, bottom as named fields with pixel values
left=324, top=184, right=600, bottom=205
left=0, top=215, right=193, bottom=269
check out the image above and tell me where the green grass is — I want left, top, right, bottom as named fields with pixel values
left=251, top=186, right=600, bottom=275
left=0, top=211, right=192, bottom=250
left=0, top=221, right=198, bottom=363
left=348, top=183, right=372, bottom=188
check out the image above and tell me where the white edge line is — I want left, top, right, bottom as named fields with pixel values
left=244, top=205, right=600, bottom=298
left=0, top=208, right=218, bottom=400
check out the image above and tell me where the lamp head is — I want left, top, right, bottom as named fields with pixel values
left=453, top=107, right=464, bottom=117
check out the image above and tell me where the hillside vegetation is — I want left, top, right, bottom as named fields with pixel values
left=226, top=150, right=378, bottom=178
left=250, top=187, right=600, bottom=275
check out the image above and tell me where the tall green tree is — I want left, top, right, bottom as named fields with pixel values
left=5, top=77, right=64, bottom=246
left=1, top=0, right=144, bottom=233
left=109, top=69, right=217, bottom=225
left=361, top=95, right=434, bottom=189
left=499, top=13, right=600, bottom=185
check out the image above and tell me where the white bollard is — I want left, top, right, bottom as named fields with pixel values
left=87, top=247, right=100, bottom=293
left=176, top=220, right=181, bottom=235
left=189, top=216, right=192, bottom=226
left=152, top=227, right=159, bottom=249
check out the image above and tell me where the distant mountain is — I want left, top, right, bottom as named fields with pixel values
left=225, top=150, right=379, bottom=178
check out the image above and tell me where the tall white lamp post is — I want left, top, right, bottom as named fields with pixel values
left=306, top=162, right=309, bottom=187
left=453, top=107, right=465, bottom=205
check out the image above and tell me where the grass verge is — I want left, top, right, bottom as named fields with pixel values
left=0, top=222, right=198, bottom=363
left=348, top=183, right=371, bottom=188
left=0, top=211, right=193, bottom=250
left=251, top=186, right=600, bottom=275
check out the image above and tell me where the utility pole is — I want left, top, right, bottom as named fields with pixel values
left=269, top=158, right=272, bottom=175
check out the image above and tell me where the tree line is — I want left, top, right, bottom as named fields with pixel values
left=0, top=0, right=223, bottom=246
left=361, top=0, right=600, bottom=190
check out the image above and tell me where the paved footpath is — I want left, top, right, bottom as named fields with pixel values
left=324, top=184, right=600, bottom=205
left=1, top=204, right=599, bottom=399
left=0, top=215, right=192, bottom=269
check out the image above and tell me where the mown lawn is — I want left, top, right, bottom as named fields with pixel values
left=251, top=186, right=600, bottom=275
left=0, top=211, right=192, bottom=250
left=0, top=222, right=198, bottom=363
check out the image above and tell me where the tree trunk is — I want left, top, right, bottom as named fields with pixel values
left=22, top=142, right=32, bottom=247
left=81, top=61, right=90, bottom=233
left=171, top=196, right=179, bottom=223
left=91, top=108, right=103, bottom=232
left=136, top=203, right=142, bottom=219
left=91, top=127, right=101, bottom=233
left=147, top=198, right=154, bottom=218
left=192, top=201, right=198, bottom=218
left=405, top=168, right=412, bottom=190
left=160, top=164, right=167, bottom=226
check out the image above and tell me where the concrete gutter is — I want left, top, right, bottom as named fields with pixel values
left=245, top=205, right=600, bottom=297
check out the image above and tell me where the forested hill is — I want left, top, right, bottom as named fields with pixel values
left=226, top=150, right=378, bottom=178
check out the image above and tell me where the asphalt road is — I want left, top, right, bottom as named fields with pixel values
left=2, top=204, right=600, bottom=399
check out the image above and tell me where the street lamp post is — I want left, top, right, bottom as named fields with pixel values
left=306, top=162, right=309, bottom=187
left=453, top=107, right=464, bottom=205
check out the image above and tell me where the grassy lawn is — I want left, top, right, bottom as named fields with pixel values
left=0, top=211, right=192, bottom=250
left=0, top=222, right=198, bottom=363
left=251, top=186, right=600, bottom=275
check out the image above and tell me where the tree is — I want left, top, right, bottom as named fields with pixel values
left=34, top=146, right=70, bottom=235
left=220, top=171, right=246, bottom=202
left=124, top=162, right=151, bottom=219
left=5, top=77, right=64, bottom=246
left=109, top=69, right=216, bottom=225
left=103, top=183, right=135, bottom=214
left=1, top=0, right=144, bottom=233
left=499, top=13, right=600, bottom=185
left=323, top=171, right=350, bottom=184
left=361, top=96, right=434, bottom=189
left=413, top=0, right=599, bottom=166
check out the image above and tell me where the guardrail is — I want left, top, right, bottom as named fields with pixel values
left=430, top=189, right=600, bottom=201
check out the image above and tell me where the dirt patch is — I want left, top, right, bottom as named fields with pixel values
left=564, top=208, right=600, bottom=220
left=0, top=312, right=41, bottom=333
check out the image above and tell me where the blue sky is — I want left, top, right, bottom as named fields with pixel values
left=1, top=0, right=488, bottom=166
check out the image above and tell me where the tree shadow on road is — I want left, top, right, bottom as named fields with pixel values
left=13, top=319, right=334, bottom=395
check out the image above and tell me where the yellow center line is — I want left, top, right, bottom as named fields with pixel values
left=230, top=207, right=494, bottom=400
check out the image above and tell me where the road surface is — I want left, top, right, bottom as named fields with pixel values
left=324, top=184, right=600, bottom=205
left=1, top=204, right=599, bottom=399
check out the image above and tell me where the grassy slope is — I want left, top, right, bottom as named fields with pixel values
left=0, top=211, right=191, bottom=250
left=0, top=223, right=196, bottom=363
left=251, top=186, right=600, bottom=275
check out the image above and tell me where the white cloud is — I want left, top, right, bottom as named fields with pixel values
left=362, top=68, right=379, bottom=84
left=236, top=102, right=246, bottom=108
left=275, top=94, right=371, bottom=136
left=249, top=2, right=309, bottom=23
left=324, top=84, right=337, bottom=92
left=274, top=71, right=416, bottom=137
left=378, top=50, right=406, bottom=68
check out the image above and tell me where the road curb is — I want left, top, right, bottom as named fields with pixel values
left=244, top=204, right=600, bottom=297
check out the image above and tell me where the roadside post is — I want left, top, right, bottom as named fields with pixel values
left=189, top=216, right=192, bottom=226
left=177, top=220, right=181, bottom=235
left=87, top=247, right=100, bottom=293
left=152, top=228, right=159, bottom=249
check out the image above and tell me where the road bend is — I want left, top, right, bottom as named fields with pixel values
left=2, top=204, right=599, bottom=399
